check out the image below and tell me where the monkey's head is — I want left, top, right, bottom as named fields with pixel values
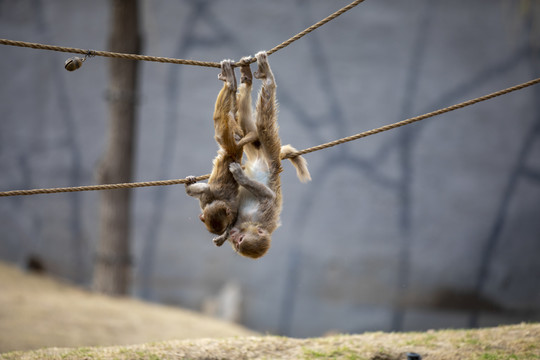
left=229, top=224, right=271, bottom=259
left=200, top=201, right=234, bottom=235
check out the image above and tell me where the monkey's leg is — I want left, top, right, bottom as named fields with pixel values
left=254, top=52, right=281, bottom=166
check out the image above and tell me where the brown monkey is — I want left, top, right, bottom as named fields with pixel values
left=214, top=51, right=310, bottom=259
left=185, top=59, right=246, bottom=235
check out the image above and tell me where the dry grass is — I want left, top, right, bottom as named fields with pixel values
left=0, top=262, right=256, bottom=353
left=2, top=323, right=539, bottom=360
left=1, top=262, right=539, bottom=360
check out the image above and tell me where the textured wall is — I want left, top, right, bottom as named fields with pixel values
left=1, top=0, right=539, bottom=337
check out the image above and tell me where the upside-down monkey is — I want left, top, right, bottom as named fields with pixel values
left=213, top=51, right=311, bottom=259
left=184, top=59, right=247, bottom=236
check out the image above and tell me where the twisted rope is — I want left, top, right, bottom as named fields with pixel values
left=0, top=176, right=209, bottom=197
left=2, top=76, right=539, bottom=197
left=0, top=39, right=221, bottom=67
left=287, top=76, right=540, bottom=158
left=267, top=0, right=366, bottom=57
left=0, top=0, right=364, bottom=68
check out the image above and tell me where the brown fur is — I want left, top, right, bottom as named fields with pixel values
left=236, top=57, right=311, bottom=182
left=185, top=60, right=246, bottom=235
left=224, top=52, right=285, bottom=259
left=212, top=54, right=311, bottom=256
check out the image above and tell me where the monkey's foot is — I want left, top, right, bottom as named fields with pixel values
left=238, top=56, right=253, bottom=84
left=218, top=59, right=237, bottom=91
left=185, top=176, right=197, bottom=185
left=253, top=51, right=270, bottom=80
left=213, top=233, right=228, bottom=247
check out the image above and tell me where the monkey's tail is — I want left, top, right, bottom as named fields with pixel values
left=280, top=145, right=311, bottom=183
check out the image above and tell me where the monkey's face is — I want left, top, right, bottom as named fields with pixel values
left=230, top=224, right=270, bottom=259
left=201, top=201, right=234, bottom=235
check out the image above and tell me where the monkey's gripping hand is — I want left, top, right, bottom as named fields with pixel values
left=185, top=176, right=197, bottom=185
left=229, top=162, right=249, bottom=184
left=253, top=51, right=272, bottom=82
left=239, top=56, right=253, bottom=85
left=229, top=162, right=275, bottom=201
left=218, top=59, right=237, bottom=91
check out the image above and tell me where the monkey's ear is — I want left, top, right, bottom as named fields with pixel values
left=199, top=214, right=205, bottom=223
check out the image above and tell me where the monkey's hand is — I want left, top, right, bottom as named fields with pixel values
left=230, top=162, right=275, bottom=200
left=185, top=176, right=197, bottom=186
left=218, top=59, right=237, bottom=91
left=213, top=232, right=228, bottom=247
left=239, top=56, right=253, bottom=85
left=229, top=162, right=248, bottom=182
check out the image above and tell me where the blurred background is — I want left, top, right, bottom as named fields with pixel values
left=1, top=0, right=540, bottom=352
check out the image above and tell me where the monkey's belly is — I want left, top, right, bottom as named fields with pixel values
left=241, top=199, right=259, bottom=218
left=245, top=159, right=270, bottom=186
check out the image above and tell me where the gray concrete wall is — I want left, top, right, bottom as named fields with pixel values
left=1, top=0, right=539, bottom=337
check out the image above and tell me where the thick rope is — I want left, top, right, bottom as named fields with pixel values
left=0, top=39, right=221, bottom=68
left=287, top=76, right=540, bottom=158
left=0, top=0, right=364, bottom=68
left=267, top=0, right=365, bottom=57
left=1, top=76, right=539, bottom=197
left=0, top=176, right=209, bottom=197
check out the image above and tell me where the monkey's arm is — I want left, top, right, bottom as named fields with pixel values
left=213, top=232, right=228, bottom=247
left=236, top=131, right=258, bottom=147
left=235, top=56, right=261, bottom=161
left=185, top=182, right=212, bottom=199
left=229, top=162, right=275, bottom=200
left=214, top=60, right=243, bottom=159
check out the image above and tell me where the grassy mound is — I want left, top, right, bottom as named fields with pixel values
left=2, top=323, right=539, bottom=359
left=0, top=262, right=256, bottom=353
left=1, top=262, right=538, bottom=359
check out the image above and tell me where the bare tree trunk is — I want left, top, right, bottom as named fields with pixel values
left=93, top=0, right=140, bottom=295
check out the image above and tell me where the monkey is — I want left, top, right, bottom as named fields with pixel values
left=185, top=59, right=248, bottom=236
left=212, top=51, right=310, bottom=259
